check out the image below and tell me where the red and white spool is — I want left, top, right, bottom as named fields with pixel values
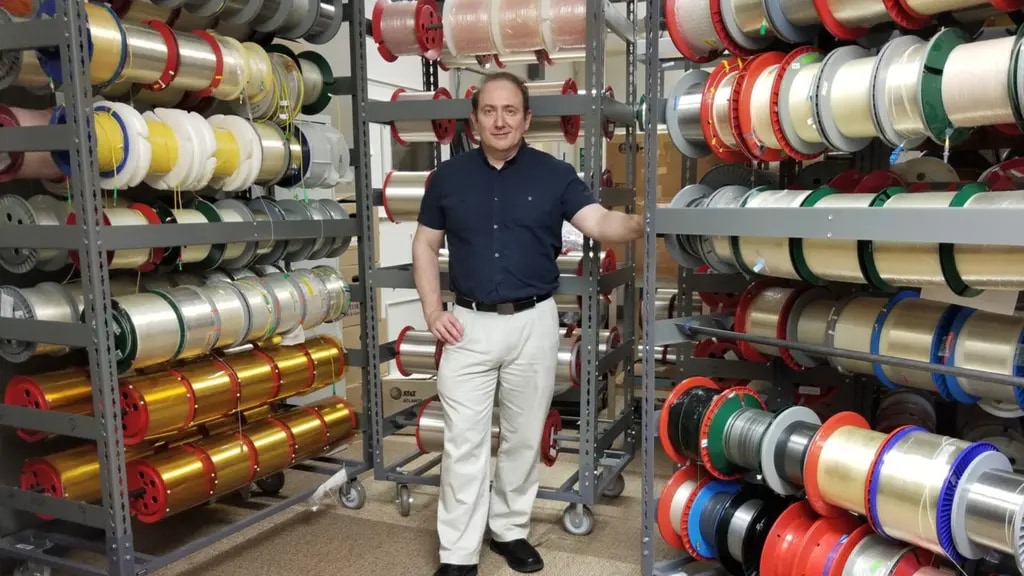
left=371, top=0, right=443, bottom=62
left=390, top=88, right=457, bottom=145
left=442, top=0, right=498, bottom=56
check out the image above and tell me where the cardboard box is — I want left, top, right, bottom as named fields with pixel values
left=382, top=376, right=438, bottom=433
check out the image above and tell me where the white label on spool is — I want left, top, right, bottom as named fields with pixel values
left=798, top=385, right=821, bottom=396
left=280, top=325, right=305, bottom=346
left=0, top=294, right=12, bottom=318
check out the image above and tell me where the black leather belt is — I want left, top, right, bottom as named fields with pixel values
left=454, top=293, right=551, bottom=315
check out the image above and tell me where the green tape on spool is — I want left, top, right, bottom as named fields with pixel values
left=920, top=27, right=971, bottom=145
left=860, top=187, right=908, bottom=293
left=109, top=301, right=136, bottom=375
left=791, top=186, right=839, bottom=286
left=707, top=392, right=763, bottom=474
left=938, top=182, right=989, bottom=297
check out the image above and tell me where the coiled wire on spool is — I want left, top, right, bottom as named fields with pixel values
left=871, top=290, right=958, bottom=397
left=381, top=170, right=434, bottom=223
left=35, top=0, right=126, bottom=89
left=764, top=501, right=864, bottom=576
left=394, top=326, right=441, bottom=376
left=702, top=58, right=747, bottom=163
left=20, top=443, right=155, bottom=508
left=942, top=34, right=1018, bottom=129
left=803, top=411, right=884, bottom=517
left=390, top=88, right=456, bottom=145
left=825, top=295, right=889, bottom=377
left=875, top=390, right=938, bottom=433
left=830, top=525, right=937, bottom=576
left=0, top=107, right=64, bottom=183
left=952, top=190, right=1024, bottom=291
left=943, top=306, right=1024, bottom=417
left=732, top=281, right=807, bottom=370
left=3, top=368, right=91, bottom=442
left=0, top=283, right=78, bottom=362
left=415, top=398, right=563, bottom=466
left=371, top=0, right=442, bottom=61
left=657, top=463, right=710, bottom=551
left=0, top=195, right=69, bottom=274
left=714, top=485, right=788, bottom=576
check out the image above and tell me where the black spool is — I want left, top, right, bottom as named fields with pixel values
left=699, top=490, right=736, bottom=558
left=670, top=385, right=719, bottom=460
left=714, top=486, right=789, bottom=576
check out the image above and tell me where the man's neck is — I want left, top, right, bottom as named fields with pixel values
left=484, top=142, right=522, bottom=169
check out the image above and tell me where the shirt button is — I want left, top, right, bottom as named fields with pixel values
left=493, top=225, right=498, bottom=229
left=495, top=253, right=500, bottom=258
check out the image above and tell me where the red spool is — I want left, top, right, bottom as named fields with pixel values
left=700, top=58, right=748, bottom=164
left=769, top=47, right=825, bottom=162
left=760, top=501, right=818, bottom=576
left=390, top=87, right=456, bottom=145
left=810, top=0, right=867, bottom=40
left=708, top=0, right=756, bottom=57
left=664, top=0, right=722, bottom=63
left=659, top=376, right=721, bottom=465
left=803, top=411, right=870, bottom=517
left=827, top=170, right=865, bottom=193
left=695, top=264, right=740, bottom=313
left=853, top=170, right=903, bottom=194
left=732, top=51, right=787, bottom=163
left=692, top=339, right=746, bottom=389
left=885, top=0, right=932, bottom=29
left=371, top=0, right=443, bottom=62
left=798, top=514, right=864, bottom=576
left=979, top=158, right=1024, bottom=191
left=540, top=408, right=562, bottom=466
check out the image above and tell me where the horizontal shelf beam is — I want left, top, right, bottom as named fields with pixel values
left=0, top=224, right=81, bottom=249
left=0, top=486, right=108, bottom=528
left=0, top=404, right=99, bottom=440
left=367, top=94, right=634, bottom=125
left=0, top=19, right=66, bottom=50
left=0, top=318, right=92, bottom=347
left=603, top=0, right=636, bottom=44
left=100, top=219, right=358, bottom=250
left=0, top=126, right=74, bottom=152
left=655, top=207, right=1024, bottom=246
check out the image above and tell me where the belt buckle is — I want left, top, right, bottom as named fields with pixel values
left=496, top=302, right=515, bottom=315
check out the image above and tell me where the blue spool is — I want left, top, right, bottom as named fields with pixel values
left=48, top=106, right=71, bottom=176
left=935, top=442, right=998, bottom=563
left=277, top=127, right=313, bottom=188
left=870, top=290, right=918, bottom=390
left=687, top=480, right=740, bottom=559
left=942, top=308, right=982, bottom=405
left=867, top=425, right=923, bottom=538
left=930, top=303, right=962, bottom=401
left=1013, top=327, right=1024, bottom=409
left=35, top=0, right=125, bottom=90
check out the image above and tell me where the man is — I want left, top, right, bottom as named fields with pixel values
left=412, top=71, right=643, bottom=576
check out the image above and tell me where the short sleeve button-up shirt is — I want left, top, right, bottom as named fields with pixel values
left=417, top=145, right=598, bottom=305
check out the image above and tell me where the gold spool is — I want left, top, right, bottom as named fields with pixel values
left=951, top=310, right=1024, bottom=404
left=954, top=191, right=1024, bottom=290
left=872, top=192, right=954, bottom=288
left=120, top=371, right=193, bottom=440
left=252, top=121, right=290, bottom=185
left=830, top=57, right=879, bottom=139
left=120, top=0, right=176, bottom=23
left=22, top=445, right=118, bottom=502
left=317, top=397, right=357, bottom=442
left=303, top=335, right=345, bottom=389
left=10, top=367, right=92, bottom=414
left=173, top=361, right=238, bottom=425
left=382, top=171, right=432, bottom=223
left=84, top=3, right=125, bottom=86
left=750, top=65, right=782, bottom=149
left=743, top=286, right=795, bottom=356
left=877, top=298, right=950, bottom=392
left=261, top=346, right=314, bottom=399
left=192, top=434, right=256, bottom=497
left=275, top=408, right=327, bottom=460
left=794, top=297, right=834, bottom=349
left=803, top=193, right=876, bottom=283
left=131, top=447, right=213, bottom=517
left=828, top=0, right=892, bottom=27
left=224, top=350, right=280, bottom=408
left=712, top=71, right=739, bottom=149
left=242, top=418, right=295, bottom=473
left=120, top=22, right=170, bottom=86
left=816, top=425, right=887, bottom=515
left=829, top=296, right=888, bottom=375
left=173, top=32, right=219, bottom=92
left=211, top=33, right=248, bottom=101
left=788, top=62, right=824, bottom=144
left=738, top=190, right=812, bottom=278
left=874, top=430, right=971, bottom=553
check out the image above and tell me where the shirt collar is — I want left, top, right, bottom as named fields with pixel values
left=477, top=140, right=529, bottom=168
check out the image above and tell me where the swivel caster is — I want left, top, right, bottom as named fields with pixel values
left=395, top=484, right=412, bottom=517
left=339, top=480, right=366, bottom=510
left=602, top=473, right=625, bottom=498
left=255, top=472, right=286, bottom=495
left=561, top=504, right=594, bottom=536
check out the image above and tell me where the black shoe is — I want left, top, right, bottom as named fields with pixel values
left=489, top=538, right=544, bottom=573
left=433, top=564, right=478, bottom=576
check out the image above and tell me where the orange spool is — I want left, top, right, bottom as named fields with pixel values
left=127, top=446, right=214, bottom=523
left=119, top=371, right=194, bottom=445
left=192, top=434, right=257, bottom=497
left=275, top=407, right=328, bottom=461
left=658, top=376, right=722, bottom=465
left=760, top=501, right=818, bottom=576
left=171, top=359, right=239, bottom=424
left=796, top=514, right=864, bottom=576
left=4, top=368, right=92, bottom=442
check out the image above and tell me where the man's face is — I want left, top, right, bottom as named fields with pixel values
left=471, top=79, right=532, bottom=153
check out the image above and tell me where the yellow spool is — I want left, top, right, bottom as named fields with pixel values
left=93, top=112, right=124, bottom=173
left=145, top=119, right=178, bottom=176
left=213, top=129, right=241, bottom=178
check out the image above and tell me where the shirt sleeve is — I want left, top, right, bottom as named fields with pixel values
left=561, top=171, right=599, bottom=222
left=417, top=168, right=446, bottom=230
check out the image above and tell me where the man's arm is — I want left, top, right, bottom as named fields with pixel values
left=562, top=175, right=642, bottom=243
left=412, top=224, right=446, bottom=318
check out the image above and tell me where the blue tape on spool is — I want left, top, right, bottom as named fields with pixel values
left=867, top=426, right=924, bottom=538
left=48, top=106, right=71, bottom=176
left=821, top=533, right=848, bottom=576
left=930, top=303, right=962, bottom=401
left=687, top=480, right=741, bottom=559
left=936, top=441, right=998, bottom=563
left=942, top=308, right=982, bottom=405
left=35, top=0, right=94, bottom=86
left=1013, top=327, right=1024, bottom=409
left=870, top=290, right=919, bottom=390
left=92, top=104, right=130, bottom=179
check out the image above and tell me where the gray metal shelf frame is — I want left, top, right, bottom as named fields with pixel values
left=0, top=1, right=373, bottom=575
left=361, top=0, right=641, bottom=533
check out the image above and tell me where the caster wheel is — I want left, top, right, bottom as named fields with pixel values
left=602, top=473, right=625, bottom=498
left=395, top=484, right=412, bottom=517
left=339, top=480, right=366, bottom=510
left=255, top=472, right=286, bottom=495
left=561, top=504, right=594, bottom=536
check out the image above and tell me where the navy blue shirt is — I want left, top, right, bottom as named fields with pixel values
left=417, top=145, right=598, bottom=304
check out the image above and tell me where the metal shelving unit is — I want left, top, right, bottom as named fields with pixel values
left=0, top=1, right=373, bottom=574
left=362, top=0, right=642, bottom=533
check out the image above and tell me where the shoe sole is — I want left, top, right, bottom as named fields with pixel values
left=488, top=543, right=544, bottom=573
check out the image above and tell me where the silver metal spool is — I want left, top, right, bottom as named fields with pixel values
left=275, top=198, right=318, bottom=262
left=248, top=196, right=291, bottom=266
left=278, top=0, right=321, bottom=39
left=665, top=184, right=711, bottom=269
left=811, top=45, right=874, bottom=153
left=214, top=198, right=259, bottom=270
left=115, top=292, right=183, bottom=369
left=417, top=399, right=501, bottom=453
left=218, top=0, right=265, bottom=25
left=784, top=287, right=833, bottom=368
left=318, top=200, right=352, bottom=258
left=664, top=69, right=712, bottom=159
left=259, top=272, right=306, bottom=335
left=554, top=338, right=578, bottom=394
left=396, top=328, right=440, bottom=376
left=761, top=0, right=816, bottom=44
left=870, top=35, right=927, bottom=150
left=252, top=264, right=286, bottom=276
left=288, top=268, right=331, bottom=330
left=306, top=199, right=336, bottom=260
left=311, top=264, right=350, bottom=321
left=719, top=0, right=773, bottom=52
left=27, top=195, right=70, bottom=271
left=156, top=285, right=222, bottom=360
left=305, top=0, right=342, bottom=44
left=198, top=281, right=250, bottom=350
left=185, top=0, right=231, bottom=18
left=0, top=195, right=41, bottom=273
left=777, top=51, right=827, bottom=157
left=0, top=283, right=77, bottom=362
left=231, top=277, right=279, bottom=342
left=204, top=269, right=233, bottom=283
left=890, top=156, right=959, bottom=183
left=251, top=0, right=296, bottom=33
left=698, top=185, right=748, bottom=274
left=761, top=406, right=820, bottom=495
left=962, top=467, right=1024, bottom=573
left=950, top=450, right=1012, bottom=560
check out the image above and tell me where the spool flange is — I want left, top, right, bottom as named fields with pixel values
left=811, top=45, right=873, bottom=153
left=665, top=69, right=712, bottom=159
